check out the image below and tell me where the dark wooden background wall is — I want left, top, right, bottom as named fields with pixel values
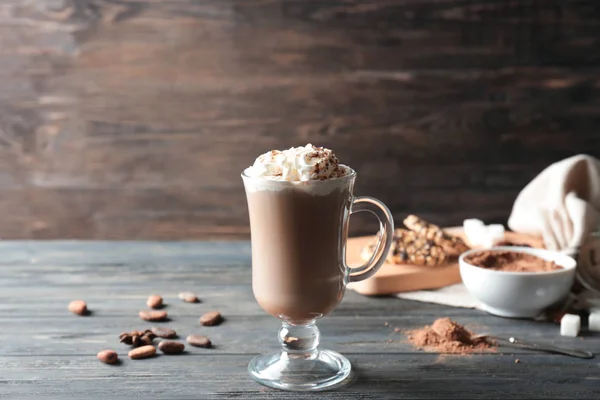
left=0, top=0, right=599, bottom=240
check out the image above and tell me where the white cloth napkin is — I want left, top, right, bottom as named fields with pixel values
left=395, top=284, right=483, bottom=309
left=508, top=154, right=600, bottom=254
left=394, top=155, right=600, bottom=308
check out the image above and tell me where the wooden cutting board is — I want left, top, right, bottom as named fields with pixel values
left=346, top=227, right=543, bottom=296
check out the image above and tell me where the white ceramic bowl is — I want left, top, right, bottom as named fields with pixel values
left=459, top=246, right=577, bottom=318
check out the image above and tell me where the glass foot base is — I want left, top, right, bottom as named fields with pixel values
left=248, top=350, right=351, bottom=391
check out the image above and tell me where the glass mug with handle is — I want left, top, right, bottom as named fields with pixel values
left=242, top=154, right=394, bottom=391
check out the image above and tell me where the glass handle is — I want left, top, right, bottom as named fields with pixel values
left=346, top=196, right=394, bottom=283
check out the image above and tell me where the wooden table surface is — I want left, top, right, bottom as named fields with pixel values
left=3, top=241, right=600, bottom=399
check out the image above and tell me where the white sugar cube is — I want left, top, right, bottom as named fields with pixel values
left=480, top=234, right=495, bottom=249
left=560, top=313, right=581, bottom=337
left=488, top=224, right=505, bottom=240
left=463, top=219, right=486, bottom=246
left=464, top=218, right=484, bottom=230
left=589, top=311, right=600, bottom=332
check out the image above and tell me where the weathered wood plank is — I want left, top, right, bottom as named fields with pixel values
left=0, top=241, right=252, bottom=267
left=0, top=241, right=596, bottom=359
left=1, top=354, right=599, bottom=399
left=0, top=1, right=599, bottom=238
left=0, top=282, right=485, bottom=318
left=1, top=313, right=596, bottom=356
left=2, top=241, right=600, bottom=398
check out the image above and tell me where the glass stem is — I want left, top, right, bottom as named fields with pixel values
left=279, top=320, right=320, bottom=359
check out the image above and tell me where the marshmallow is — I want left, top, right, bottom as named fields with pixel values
left=482, top=224, right=506, bottom=248
left=463, top=219, right=487, bottom=246
left=560, top=313, right=581, bottom=337
left=463, top=220, right=506, bottom=248
left=464, top=218, right=484, bottom=230
left=589, top=311, right=600, bottom=332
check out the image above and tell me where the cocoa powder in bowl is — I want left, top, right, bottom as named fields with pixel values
left=406, top=318, right=494, bottom=354
left=464, top=250, right=562, bottom=273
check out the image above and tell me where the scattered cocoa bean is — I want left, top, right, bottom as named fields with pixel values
left=158, top=341, right=185, bottom=354
left=186, top=335, right=212, bottom=348
left=97, top=349, right=119, bottom=364
left=151, top=327, right=177, bottom=339
left=68, top=300, right=87, bottom=316
left=199, top=311, right=222, bottom=326
left=139, top=310, right=168, bottom=322
left=119, top=330, right=155, bottom=347
left=128, top=345, right=156, bottom=360
left=146, top=295, right=163, bottom=309
left=178, top=292, right=200, bottom=303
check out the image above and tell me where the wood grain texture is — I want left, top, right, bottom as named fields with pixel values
left=2, top=241, right=600, bottom=399
left=0, top=1, right=599, bottom=239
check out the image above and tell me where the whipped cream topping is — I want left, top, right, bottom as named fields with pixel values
left=244, top=144, right=350, bottom=182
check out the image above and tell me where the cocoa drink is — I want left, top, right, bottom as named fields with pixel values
left=243, top=145, right=352, bottom=323
left=243, top=144, right=394, bottom=391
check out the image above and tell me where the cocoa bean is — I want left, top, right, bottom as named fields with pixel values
left=97, top=349, right=118, bottom=364
left=146, top=295, right=163, bottom=309
left=178, top=292, right=200, bottom=303
left=119, top=330, right=155, bottom=347
left=199, top=311, right=222, bottom=326
left=128, top=345, right=156, bottom=360
left=139, top=310, right=168, bottom=322
left=186, top=335, right=212, bottom=348
left=68, top=300, right=87, bottom=316
left=151, top=327, right=177, bottom=339
left=158, top=341, right=185, bottom=354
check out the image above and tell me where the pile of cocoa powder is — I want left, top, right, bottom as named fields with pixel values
left=465, top=250, right=562, bottom=273
left=406, top=318, right=495, bottom=354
